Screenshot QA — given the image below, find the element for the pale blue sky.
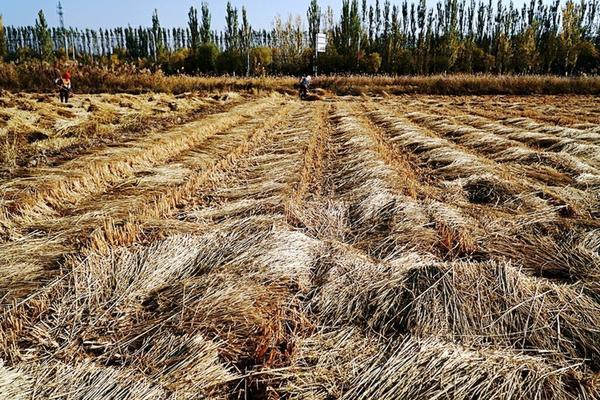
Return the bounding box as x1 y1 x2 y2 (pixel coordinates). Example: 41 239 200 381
0 0 342 30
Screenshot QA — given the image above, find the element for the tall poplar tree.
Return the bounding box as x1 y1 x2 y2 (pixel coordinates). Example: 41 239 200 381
35 10 53 61
0 15 7 60
308 0 321 50
200 2 212 44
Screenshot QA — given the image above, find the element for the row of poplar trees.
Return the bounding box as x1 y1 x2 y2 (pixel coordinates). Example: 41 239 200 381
1 0 599 75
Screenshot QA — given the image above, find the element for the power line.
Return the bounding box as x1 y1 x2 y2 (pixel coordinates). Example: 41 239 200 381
57 1 70 59
57 1 65 30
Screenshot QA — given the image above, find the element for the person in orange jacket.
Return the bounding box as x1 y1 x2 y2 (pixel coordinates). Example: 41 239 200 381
55 71 72 103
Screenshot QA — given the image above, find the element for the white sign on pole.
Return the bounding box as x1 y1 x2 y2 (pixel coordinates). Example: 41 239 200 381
316 33 327 53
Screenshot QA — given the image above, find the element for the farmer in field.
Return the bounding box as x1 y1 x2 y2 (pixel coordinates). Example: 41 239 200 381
55 71 72 103
299 75 311 99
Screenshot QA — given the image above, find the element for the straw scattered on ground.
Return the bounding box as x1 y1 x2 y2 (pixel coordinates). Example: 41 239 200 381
1 92 599 399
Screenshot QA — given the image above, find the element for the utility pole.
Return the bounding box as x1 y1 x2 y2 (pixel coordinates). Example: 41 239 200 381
314 26 318 76
57 1 68 59
314 42 318 76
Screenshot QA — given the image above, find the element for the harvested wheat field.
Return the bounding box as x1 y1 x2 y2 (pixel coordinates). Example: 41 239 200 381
1 92 599 399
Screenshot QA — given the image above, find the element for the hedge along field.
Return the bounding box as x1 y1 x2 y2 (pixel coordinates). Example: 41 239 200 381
0 91 599 399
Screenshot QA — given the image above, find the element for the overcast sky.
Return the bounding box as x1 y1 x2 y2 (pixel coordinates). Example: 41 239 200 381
1 0 345 30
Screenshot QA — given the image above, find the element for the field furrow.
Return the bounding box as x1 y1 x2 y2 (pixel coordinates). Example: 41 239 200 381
408 95 600 128
0 97 274 237
405 98 600 164
443 99 600 144
1 93 599 400
403 111 600 183
363 103 600 288
0 97 295 301
371 102 600 216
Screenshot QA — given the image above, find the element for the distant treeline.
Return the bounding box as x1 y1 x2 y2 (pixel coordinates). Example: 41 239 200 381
0 0 599 76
